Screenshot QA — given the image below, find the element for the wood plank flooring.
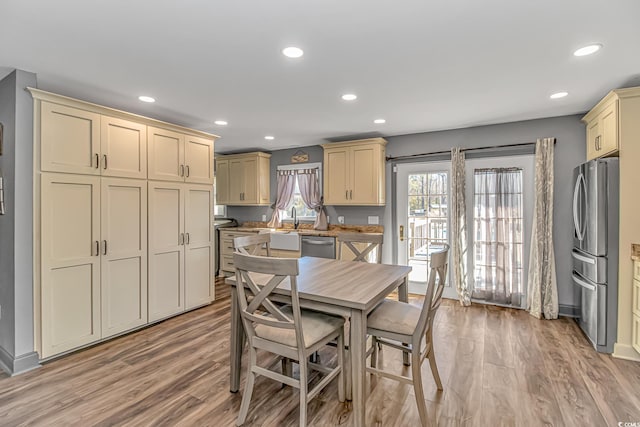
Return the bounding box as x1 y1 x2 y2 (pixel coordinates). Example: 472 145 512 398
1 279 640 426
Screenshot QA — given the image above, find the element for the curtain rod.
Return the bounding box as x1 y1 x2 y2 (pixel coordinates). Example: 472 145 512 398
385 140 554 162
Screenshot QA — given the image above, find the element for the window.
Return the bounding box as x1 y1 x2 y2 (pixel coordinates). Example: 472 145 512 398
278 163 322 221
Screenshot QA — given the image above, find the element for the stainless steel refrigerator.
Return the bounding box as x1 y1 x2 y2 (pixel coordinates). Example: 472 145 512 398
572 158 619 353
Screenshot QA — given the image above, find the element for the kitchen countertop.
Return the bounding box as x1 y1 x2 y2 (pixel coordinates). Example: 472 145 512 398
632 244 640 261
226 221 383 237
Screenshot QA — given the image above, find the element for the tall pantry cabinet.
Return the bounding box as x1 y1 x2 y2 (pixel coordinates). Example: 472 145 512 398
31 89 217 359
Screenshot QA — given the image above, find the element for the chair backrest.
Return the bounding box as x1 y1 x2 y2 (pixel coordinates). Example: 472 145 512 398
233 252 306 350
234 233 272 256
337 233 383 263
414 244 449 342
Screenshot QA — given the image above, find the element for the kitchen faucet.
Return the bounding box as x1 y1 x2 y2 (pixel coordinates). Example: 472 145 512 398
292 207 299 229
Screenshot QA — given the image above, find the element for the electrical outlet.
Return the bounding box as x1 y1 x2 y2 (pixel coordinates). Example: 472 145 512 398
368 216 379 225
261 214 267 221
338 216 345 224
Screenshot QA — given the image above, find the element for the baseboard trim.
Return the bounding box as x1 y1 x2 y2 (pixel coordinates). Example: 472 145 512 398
558 304 580 318
612 343 640 362
0 346 40 376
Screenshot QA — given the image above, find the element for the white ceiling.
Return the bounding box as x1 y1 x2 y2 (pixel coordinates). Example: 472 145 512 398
1 0 639 153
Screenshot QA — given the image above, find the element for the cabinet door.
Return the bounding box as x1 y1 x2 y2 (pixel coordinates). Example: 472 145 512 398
100 178 148 338
228 159 244 204
148 182 185 321
148 127 185 182
323 148 350 204
101 116 147 179
41 173 101 358
600 102 619 156
242 158 258 204
350 145 380 204
215 159 230 204
185 135 214 184
41 102 101 175
185 184 214 308
586 119 600 161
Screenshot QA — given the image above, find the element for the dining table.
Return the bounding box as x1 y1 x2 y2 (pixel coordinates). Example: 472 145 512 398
226 256 412 427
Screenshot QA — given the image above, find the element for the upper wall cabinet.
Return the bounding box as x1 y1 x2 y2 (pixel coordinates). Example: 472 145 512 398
583 95 619 161
322 138 387 206
147 127 214 184
215 152 271 205
40 102 148 179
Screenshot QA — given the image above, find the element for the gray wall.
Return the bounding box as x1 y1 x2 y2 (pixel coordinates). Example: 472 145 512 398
225 114 585 310
0 69 37 374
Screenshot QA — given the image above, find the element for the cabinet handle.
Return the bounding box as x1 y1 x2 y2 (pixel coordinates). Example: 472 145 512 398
399 225 404 242
95 153 100 168
350 190 352 200
186 165 190 177
102 154 107 170
103 240 107 255
180 164 184 177
179 233 184 245
346 190 349 200
95 240 100 256
185 232 190 244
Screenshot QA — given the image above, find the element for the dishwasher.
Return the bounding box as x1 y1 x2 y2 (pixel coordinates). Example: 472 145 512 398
300 236 336 259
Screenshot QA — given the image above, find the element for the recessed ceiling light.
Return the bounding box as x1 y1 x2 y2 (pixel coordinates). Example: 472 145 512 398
374 119 386 124
282 47 304 58
550 91 568 99
138 95 155 103
264 136 275 140
342 94 357 101
574 44 602 57
214 120 228 126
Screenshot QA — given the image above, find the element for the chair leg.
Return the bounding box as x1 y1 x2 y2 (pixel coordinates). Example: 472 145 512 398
337 330 345 403
299 359 308 426
411 350 429 427
427 350 443 391
236 349 257 426
281 358 292 388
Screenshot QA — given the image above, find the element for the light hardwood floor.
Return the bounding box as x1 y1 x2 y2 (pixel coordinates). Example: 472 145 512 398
1 279 640 426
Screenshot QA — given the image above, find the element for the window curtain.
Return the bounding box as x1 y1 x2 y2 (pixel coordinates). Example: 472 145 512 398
267 170 296 228
472 168 524 306
296 168 328 231
451 148 471 306
527 138 558 319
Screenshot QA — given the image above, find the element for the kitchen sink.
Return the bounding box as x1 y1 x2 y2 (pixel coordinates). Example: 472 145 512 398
262 230 300 251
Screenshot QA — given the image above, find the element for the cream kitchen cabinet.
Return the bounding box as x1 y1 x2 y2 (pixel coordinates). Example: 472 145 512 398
583 97 619 161
40 174 148 358
633 260 640 354
40 102 147 179
322 138 387 205
148 182 213 321
215 152 270 205
147 127 214 184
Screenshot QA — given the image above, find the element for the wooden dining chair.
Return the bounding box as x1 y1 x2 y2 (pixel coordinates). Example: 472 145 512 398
366 244 449 426
233 233 272 256
233 252 346 426
337 232 383 263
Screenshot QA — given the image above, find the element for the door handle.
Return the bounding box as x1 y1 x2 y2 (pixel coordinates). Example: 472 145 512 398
185 232 190 244
572 250 595 265
95 153 100 169
102 154 107 170
573 173 585 241
399 225 404 242
94 240 100 256
185 165 190 177
103 240 107 255
572 273 596 292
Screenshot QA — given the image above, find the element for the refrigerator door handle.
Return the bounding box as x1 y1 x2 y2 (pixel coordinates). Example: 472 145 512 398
573 173 586 241
572 272 597 292
572 250 596 265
